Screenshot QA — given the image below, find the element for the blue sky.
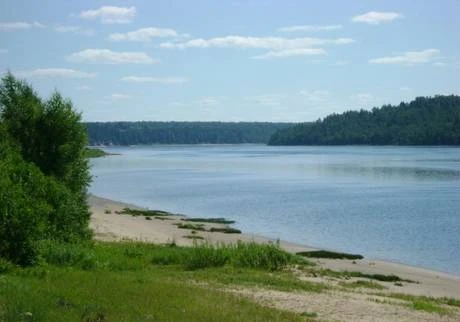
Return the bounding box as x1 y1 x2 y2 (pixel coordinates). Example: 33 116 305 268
1 0 459 122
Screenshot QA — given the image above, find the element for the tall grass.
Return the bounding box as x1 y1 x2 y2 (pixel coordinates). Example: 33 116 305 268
150 241 302 271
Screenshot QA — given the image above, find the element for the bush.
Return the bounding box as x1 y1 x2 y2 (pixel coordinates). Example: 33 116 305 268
0 146 50 265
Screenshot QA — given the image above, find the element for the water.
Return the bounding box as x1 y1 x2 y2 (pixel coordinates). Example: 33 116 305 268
89 145 460 275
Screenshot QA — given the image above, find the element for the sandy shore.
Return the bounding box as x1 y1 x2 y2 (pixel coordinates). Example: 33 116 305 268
89 195 460 300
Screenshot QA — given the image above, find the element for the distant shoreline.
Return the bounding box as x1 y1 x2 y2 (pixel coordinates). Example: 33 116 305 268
89 194 460 299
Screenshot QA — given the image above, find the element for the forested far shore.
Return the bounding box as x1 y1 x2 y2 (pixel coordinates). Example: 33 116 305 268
269 95 460 146
85 122 294 145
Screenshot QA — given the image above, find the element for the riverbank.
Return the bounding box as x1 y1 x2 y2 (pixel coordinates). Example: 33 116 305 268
89 195 460 300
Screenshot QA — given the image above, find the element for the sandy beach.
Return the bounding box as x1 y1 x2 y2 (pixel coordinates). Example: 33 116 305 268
89 194 460 321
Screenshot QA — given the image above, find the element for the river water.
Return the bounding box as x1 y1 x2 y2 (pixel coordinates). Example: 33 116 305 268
89 145 460 274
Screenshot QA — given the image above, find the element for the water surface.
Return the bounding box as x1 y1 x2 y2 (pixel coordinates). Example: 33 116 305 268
90 145 460 274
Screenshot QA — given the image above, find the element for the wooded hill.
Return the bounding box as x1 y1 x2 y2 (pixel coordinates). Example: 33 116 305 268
269 95 460 146
85 122 293 145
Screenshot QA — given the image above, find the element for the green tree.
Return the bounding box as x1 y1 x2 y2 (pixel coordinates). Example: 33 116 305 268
0 74 92 265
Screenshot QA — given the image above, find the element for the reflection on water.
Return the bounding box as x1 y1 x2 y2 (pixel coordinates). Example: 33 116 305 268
90 145 460 274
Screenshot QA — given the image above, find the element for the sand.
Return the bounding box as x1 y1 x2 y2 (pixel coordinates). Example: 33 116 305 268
89 194 460 321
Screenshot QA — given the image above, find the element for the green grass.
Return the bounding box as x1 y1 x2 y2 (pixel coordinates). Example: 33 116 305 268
176 223 207 231
300 311 318 318
117 207 173 217
410 300 449 314
0 241 317 322
183 235 205 240
339 280 386 290
381 293 460 311
296 250 363 260
318 269 416 283
0 269 305 322
150 242 304 271
184 218 236 224
209 227 242 234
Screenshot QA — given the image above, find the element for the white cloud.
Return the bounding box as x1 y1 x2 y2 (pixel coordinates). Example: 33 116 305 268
0 21 45 31
79 6 136 24
67 49 158 64
76 85 92 91
277 25 342 32
300 90 329 102
121 76 188 84
352 11 403 25
160 36 355 50
252 94 283 106
0 49 7 54
433 62 446 67
369 49 440 65
197 97 219 107
110 93 131 100
55 25 95 36
399 86 410 91
351 93 373 102
109 27 179 42
252 48 326 60
15 68 96 78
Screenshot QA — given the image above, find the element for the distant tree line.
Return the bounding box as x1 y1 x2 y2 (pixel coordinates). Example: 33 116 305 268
269 95 460 146
85 122 294 145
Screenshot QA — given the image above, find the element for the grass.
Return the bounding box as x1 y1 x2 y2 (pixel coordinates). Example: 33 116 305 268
1 241 458 321
318 269 416 283
381 293 460 311
183 235 205 240
183 218 236 224
176 223 207 231
296 250 363 260
348 272 416 283
117 207 173 217
176 223 242 234
300 311 318 318
209 227 242 234
0 241 315 322
339 280 386 290
149 242 304 271
410 300 450 314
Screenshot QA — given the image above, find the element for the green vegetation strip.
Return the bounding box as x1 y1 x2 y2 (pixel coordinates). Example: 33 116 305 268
321 269 417 283
183 217 236 224
209 227 242 234
117 207 172 217
0 241 316 321
297 250 363 260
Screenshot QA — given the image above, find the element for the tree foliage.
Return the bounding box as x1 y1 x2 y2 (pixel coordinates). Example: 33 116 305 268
0 73 91 265
85 122 293 145
269 95 460 146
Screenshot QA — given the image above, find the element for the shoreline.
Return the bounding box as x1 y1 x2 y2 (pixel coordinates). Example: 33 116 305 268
89 194 460 299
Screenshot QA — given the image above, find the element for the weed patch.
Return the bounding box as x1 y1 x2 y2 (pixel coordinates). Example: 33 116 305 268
297 250 363 260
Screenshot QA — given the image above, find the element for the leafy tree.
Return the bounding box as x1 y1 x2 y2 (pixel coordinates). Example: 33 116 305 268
0 74 91 265
0 73 90 196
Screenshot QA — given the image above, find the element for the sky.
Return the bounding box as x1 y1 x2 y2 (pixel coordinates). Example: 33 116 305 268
0 0 459 122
